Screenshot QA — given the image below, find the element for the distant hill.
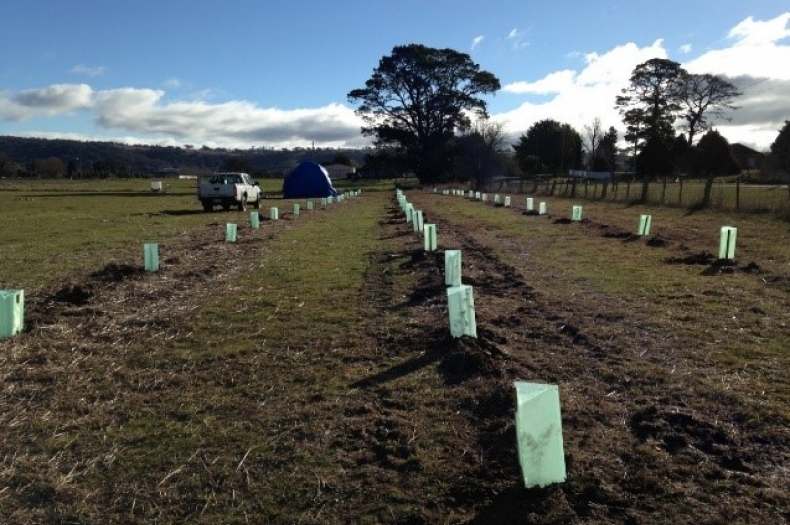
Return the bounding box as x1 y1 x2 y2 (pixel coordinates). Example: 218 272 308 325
0 136 370 178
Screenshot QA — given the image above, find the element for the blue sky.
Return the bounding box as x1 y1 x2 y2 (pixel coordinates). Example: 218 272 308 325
1 1 788 151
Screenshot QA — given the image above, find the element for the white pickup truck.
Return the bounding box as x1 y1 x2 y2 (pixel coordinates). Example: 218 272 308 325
197 172 262 211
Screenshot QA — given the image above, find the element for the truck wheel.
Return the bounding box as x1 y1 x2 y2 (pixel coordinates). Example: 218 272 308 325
202 200 213 212
252 194 261 209
238 195 248 211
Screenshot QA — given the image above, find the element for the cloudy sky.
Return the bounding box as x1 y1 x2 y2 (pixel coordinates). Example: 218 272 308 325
1 1 788 151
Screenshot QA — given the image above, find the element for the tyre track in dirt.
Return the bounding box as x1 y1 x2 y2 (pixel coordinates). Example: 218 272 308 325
405 191 790 525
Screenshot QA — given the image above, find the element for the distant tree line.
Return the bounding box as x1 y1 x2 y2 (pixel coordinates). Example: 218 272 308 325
4 46 790 200
0 136 369 180
349 45 790 207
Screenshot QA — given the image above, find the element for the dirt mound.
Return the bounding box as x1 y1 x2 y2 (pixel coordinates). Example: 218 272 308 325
51 284 94 305
436 333 508 384
646 236 668 247
89 262 142 282
666 251 716 265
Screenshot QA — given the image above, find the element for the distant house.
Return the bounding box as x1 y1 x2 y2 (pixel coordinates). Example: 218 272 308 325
730 143 765 173
153 167 181 177
323 164 356 179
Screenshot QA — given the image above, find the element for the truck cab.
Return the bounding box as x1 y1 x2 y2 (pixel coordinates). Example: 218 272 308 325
198 172 261 211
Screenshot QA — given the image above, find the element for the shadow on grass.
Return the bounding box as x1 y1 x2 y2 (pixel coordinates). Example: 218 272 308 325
158 209 213 216
350 349 443 389
390 282 446 311
351 328 508 389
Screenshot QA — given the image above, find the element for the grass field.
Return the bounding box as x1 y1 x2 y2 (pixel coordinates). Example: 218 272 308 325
0 179 788 524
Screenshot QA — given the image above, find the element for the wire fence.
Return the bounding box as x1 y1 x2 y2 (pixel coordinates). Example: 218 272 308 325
485 176 790 215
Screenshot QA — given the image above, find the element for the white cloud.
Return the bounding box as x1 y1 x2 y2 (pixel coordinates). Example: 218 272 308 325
503 70 577 95
679 13 790 145
493 12 790 151
0 83 366 149
728 13 790 45
507 28 529 49
495 40 667 142
70 64 106 77
679 44 692 54
471 35 485 50
684 13 790 79
163 77 182 89
0 83 94 120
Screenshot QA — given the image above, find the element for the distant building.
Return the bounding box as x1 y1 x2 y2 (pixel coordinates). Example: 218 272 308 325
323 164 356 179
730 143 765 173
153 167 181 177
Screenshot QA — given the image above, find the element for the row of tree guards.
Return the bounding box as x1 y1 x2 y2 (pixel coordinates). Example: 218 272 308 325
436 187 740 261
398 188 567 488
418 186 740 488
0 190 363 339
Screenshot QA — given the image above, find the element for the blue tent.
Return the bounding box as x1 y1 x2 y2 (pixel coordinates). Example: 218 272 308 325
282 161 339 199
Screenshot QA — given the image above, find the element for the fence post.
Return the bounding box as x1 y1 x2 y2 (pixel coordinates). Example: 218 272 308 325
736 176 741 211
679 178 684 206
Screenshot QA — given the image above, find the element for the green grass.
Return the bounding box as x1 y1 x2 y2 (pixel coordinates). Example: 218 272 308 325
180 193 388 359
110 192 400 522
0 177 393 289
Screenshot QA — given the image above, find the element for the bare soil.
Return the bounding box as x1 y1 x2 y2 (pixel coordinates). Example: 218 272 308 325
1 194 788 524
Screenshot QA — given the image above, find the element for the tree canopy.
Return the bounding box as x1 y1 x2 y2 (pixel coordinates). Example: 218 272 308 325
616 58 684 148
592 126 618 172
678 73 741 146
347 44 500 183
694 130 739 207
454 119 509 190
512 119 582 176
616 58 741 151
770 120 790 172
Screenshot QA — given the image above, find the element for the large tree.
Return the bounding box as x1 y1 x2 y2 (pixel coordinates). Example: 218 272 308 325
616 58 685 202
512 119 582 176
769 120 790 199
693 130 739 208
678 73 741 146
582 117 603 169
592 126 618 172
347 44 500 183
454 119 509 190
616 58 685 146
